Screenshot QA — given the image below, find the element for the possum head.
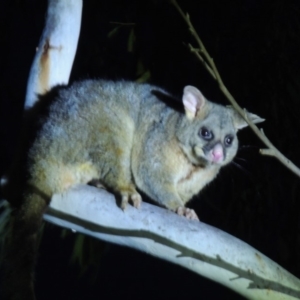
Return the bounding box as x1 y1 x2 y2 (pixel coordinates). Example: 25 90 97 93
176 85 264 168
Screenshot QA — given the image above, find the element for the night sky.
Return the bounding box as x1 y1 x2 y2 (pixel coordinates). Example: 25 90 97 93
1 0 300 299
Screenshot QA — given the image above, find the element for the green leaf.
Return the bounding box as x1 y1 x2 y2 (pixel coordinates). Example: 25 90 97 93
107 26 121 38
127 28 136 53
136 70 151 83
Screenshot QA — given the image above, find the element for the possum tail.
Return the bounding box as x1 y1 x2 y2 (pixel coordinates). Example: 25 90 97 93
1 189 50 300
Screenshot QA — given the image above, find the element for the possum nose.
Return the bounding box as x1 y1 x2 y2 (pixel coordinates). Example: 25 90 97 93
212 143 224 163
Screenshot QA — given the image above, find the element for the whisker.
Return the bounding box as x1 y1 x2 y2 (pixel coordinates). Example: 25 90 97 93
231 160 250 175
234 156 247 162
238 144 260 150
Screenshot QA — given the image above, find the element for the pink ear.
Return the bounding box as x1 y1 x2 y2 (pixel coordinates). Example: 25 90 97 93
183 86 206 119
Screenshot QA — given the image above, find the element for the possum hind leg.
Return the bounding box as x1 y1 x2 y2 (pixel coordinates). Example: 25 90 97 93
90 139 141 210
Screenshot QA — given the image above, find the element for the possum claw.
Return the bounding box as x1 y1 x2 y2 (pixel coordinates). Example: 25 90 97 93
176 207 199 221
121 191 142 210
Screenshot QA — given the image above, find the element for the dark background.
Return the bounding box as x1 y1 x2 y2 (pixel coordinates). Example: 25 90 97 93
1 0 300 299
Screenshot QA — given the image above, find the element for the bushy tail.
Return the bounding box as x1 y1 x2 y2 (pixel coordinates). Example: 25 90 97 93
1 191 49 300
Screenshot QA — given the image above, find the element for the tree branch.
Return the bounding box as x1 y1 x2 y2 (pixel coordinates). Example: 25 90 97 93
44 185 300 300
170 0 300 178
24 0 82 109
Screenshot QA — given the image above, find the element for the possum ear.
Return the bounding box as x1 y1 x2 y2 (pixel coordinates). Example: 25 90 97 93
182 86 206 120
228 106 265 130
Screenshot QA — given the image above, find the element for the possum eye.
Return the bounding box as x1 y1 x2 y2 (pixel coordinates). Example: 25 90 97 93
199 127 213 140
224 135 234 147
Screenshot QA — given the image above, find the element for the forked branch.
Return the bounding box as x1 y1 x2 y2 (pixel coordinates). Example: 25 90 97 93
170 0 300 178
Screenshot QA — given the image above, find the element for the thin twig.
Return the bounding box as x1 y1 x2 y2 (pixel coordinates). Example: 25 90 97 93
170 0 300 178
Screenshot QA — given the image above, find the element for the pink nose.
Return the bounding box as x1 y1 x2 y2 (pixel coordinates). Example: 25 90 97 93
212 144 224 163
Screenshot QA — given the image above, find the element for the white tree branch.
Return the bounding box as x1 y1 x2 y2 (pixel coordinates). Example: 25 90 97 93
24 0 82 109
44 185 300 300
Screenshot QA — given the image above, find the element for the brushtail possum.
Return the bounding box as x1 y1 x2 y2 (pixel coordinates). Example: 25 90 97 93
2 80 263 299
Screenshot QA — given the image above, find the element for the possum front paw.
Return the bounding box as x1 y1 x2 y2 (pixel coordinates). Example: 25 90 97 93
120 188 142 210
176 207 199 221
